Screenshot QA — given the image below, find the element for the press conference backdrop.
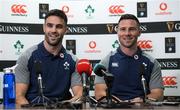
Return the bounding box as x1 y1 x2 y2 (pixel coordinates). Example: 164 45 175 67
0 0 180 99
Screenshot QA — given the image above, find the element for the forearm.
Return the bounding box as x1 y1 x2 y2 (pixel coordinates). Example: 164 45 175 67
95 84 107 100
70 85 83 101
16 83 29 105
16 95 29 105
95 91 106 100
147 88 164 101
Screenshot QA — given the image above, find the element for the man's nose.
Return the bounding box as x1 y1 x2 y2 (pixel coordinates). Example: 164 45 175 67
124 29 131 35
51 26 57 32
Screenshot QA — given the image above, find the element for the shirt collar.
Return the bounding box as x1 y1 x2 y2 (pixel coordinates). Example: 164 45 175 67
38 41 66 59
117 46 142 60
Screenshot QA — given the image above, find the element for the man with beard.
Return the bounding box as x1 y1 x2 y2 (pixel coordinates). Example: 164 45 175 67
15 9 82 105
94 14 164 103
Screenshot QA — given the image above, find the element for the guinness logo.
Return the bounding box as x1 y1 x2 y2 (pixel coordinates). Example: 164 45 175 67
107 24 114 33
137 2 147 17
165 37 175 53
140 3 145 8
167 38 173 43
42 4 47 10
66 40 76 54
39 4 49 19
106 24 117 33
167 21 174 31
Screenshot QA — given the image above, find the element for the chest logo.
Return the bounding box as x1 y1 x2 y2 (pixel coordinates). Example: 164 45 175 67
142 62 147 69
112 62 119 67
64 61 70 70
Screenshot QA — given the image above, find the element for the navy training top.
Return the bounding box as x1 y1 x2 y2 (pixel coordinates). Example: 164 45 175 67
95 47 163 100
15 41 80 103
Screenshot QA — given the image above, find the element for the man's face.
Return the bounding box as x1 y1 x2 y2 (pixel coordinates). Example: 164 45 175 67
117 19 141 49
43 15 67 46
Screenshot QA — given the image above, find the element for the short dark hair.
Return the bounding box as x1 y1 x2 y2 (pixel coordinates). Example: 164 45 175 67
45 9 68 25
118 14 140 27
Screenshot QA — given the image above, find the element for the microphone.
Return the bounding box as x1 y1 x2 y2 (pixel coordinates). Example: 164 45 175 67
34 60 44 95
139 64 148 102
76 59 92 87
76 59 98 107
93 64 114 80
31 60 53 105
93 64 118 105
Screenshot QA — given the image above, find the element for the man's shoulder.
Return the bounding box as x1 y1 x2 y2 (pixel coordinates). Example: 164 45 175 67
65 49 77 61
106 50 117 57
20 44 39 58
100 50 117 63
25 44 39 53
141 51 157 63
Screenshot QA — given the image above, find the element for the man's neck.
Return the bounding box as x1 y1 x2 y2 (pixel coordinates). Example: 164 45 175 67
120 46 138 56
43 41 62 56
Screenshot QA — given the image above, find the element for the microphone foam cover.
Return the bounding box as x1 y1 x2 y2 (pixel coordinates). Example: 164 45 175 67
139 64 145 76
77 59 92 76
93 64 106 77
34 60 42 75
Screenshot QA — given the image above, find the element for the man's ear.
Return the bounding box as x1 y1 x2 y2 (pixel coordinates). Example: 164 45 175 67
43 24 45 33
65 27 68 34
138 30 141 37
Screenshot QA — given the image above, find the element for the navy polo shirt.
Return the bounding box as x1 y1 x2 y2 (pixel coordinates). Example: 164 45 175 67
109 48 152 100
95 47 163 100
15 41 78 103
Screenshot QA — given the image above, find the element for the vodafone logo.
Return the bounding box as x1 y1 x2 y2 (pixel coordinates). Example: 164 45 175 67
85 41 101 53
155 2 171 15
137 40 152 49
61 5 74 18
109 5 125 15
160 2 167 11
163 76 177 86
11 4 27 14
62 5 69 13
89 41 96 49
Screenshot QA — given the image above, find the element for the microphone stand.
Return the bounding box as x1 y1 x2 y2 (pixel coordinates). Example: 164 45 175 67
31 73 54 107
141 74 148 103
139 64 148 103
97 72 122 108
81 74 97 109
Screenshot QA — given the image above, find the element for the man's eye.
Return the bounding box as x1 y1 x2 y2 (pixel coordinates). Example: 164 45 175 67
130 28 136 31
119 28 126 31
56 25 63 29
47 23 53 28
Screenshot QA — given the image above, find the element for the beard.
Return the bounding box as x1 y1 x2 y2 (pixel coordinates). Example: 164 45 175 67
45 34 63 46
119 37 138 48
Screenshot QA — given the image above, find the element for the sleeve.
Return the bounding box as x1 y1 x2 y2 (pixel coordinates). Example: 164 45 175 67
70 55 82 87
94 52 111 84
15 52 30 84
149 59 164 90
71 71 82 87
